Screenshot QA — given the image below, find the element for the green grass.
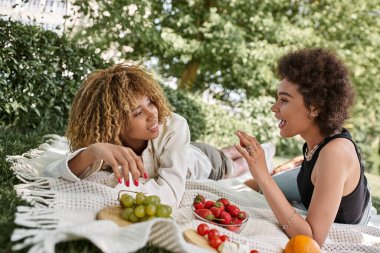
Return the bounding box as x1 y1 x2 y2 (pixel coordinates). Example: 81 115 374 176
0 126 171 253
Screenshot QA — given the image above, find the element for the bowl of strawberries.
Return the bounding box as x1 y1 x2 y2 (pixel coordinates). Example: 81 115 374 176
192 194 249 233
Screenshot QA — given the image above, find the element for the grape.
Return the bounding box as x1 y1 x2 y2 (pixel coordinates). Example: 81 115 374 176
129 212 139 223
118 192 171 223
120 194 134 208
145 204 157 216
135 192 146 205
134 205 146 218
144 195 161 205
121 207 134 220
165 205 172 216
139 215 150 222
156 204 172 218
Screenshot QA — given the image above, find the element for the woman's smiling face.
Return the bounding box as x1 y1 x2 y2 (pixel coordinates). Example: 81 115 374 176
271 79 316 138
123 96 160 146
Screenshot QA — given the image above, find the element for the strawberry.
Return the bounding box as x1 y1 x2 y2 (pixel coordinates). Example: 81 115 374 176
220 234 229 242
227 225 239 232
210 206 221 218
194 194 205 204
237 211 247 220
219 211 232 225
204 200 215 209
193 201 205 210
225 218 243 233
195 209 215 221
231 217 242 225
217 198 230 206
225 204 240 217
213 201 225 212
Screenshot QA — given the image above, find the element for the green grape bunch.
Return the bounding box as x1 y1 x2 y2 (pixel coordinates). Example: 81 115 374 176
119 192 172 223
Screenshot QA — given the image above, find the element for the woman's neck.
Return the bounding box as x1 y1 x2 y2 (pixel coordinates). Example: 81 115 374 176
301 127 326 152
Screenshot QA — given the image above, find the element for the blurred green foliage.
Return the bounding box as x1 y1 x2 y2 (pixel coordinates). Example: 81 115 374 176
0 19 110 131
191 95 302 156
350 95 380 174
162 86 206 142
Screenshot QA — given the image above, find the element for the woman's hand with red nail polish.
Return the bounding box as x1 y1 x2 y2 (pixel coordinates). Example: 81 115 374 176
86 143 146 184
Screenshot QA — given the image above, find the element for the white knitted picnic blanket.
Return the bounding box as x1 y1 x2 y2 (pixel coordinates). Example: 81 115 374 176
7 135 380 253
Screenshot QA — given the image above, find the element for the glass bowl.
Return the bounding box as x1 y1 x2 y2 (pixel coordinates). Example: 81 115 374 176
192 207 249 233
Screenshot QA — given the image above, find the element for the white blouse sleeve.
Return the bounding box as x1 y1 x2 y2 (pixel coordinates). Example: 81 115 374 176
43 148 103 181
137 116 190 208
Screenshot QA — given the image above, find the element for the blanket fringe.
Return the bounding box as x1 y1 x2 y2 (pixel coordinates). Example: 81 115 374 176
6 157 40 179
12 228 54 252
6 134 69 178
6 134 67 208
14 206 59 229
13 177 55 207
15 178 50 189
12 229 40 250
12 207 59 252
12 228 53 242
7 134 66 160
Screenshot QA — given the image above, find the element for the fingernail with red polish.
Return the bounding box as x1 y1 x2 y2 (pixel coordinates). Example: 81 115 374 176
117 177 122 184
143 172 148 179
134 179 139 186
125 180 130 187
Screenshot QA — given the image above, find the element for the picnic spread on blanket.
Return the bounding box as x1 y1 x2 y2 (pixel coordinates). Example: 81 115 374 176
7 135 380 253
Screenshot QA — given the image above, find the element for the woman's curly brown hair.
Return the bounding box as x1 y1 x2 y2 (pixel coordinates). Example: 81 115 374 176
66 64 172 151
277 48 355 136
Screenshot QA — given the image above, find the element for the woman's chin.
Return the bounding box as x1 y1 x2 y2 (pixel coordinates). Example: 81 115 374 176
149 130 160 139
279 129 293 138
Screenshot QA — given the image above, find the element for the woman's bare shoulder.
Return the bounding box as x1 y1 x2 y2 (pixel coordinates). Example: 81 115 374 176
317 137 358 175
321 137 357 158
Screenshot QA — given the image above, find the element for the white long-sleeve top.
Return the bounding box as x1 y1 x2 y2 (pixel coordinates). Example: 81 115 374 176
43 113 212 207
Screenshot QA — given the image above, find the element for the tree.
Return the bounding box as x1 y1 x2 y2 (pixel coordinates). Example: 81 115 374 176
69 0 380 172
69 1 379 96
68 1 310 96
0 19 109 130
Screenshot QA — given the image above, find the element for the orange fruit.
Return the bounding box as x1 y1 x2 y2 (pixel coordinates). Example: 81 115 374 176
284 235 321 253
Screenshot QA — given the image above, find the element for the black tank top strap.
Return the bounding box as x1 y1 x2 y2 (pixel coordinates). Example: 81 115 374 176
316 128 363 168
305 128 361 166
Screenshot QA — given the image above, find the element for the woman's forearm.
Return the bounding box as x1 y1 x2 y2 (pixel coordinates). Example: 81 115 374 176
68 147 97 176
258 175 314 240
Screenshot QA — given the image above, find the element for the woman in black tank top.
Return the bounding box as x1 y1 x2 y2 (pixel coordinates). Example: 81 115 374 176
236 48 371 247
297 129 370 224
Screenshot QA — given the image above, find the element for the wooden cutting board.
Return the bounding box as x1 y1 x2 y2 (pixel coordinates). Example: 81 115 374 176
183 229 218 252
97 205 131 227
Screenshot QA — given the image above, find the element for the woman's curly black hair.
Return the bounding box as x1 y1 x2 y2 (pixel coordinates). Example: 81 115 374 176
277 48 355 136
